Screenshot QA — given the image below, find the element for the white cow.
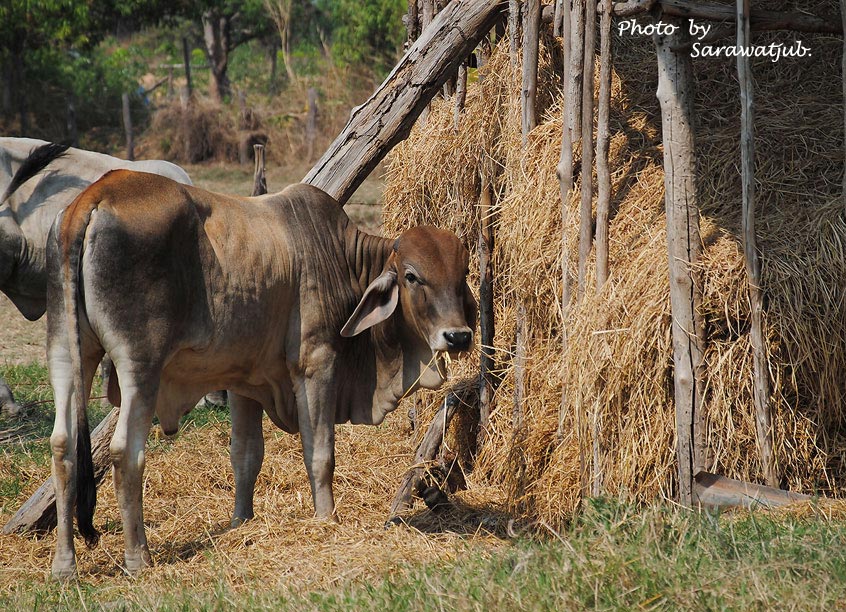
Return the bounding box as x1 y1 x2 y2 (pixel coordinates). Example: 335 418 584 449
0 138 192 415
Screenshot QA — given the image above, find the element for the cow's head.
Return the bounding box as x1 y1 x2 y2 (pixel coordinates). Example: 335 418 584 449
341 226 476 387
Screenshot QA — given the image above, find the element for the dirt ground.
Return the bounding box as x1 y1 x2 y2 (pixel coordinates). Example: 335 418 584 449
0 296 45 367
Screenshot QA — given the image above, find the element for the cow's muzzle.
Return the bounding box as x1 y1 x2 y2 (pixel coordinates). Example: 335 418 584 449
443 329 472 352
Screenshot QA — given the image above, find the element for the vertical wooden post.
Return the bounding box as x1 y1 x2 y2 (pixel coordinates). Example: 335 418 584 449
569 0 585 143
555 0 574 443
521 0 541 144
841 0 846 198
509 0 521 67
553 0 565 37
182 37 193 102
306 87 319 162
654 21 706 507
514 0 540 432
595 0 613 289
252 143 267 196
454 61 468 130
121 93 134 161
576 0 596 303
477 176 495 451
737 0 777 487
66 92 78 148
406 0 420 46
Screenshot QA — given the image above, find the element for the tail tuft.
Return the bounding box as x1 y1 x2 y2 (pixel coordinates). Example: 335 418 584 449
1 142 70 203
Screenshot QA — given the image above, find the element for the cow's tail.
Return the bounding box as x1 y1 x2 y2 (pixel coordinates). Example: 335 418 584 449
1 142 70 204
59 193 100 548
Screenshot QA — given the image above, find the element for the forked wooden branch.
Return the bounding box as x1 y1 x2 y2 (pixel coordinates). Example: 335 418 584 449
388 393 460 519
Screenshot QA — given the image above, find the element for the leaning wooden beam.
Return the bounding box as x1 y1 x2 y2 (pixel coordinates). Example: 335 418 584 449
3 407 119 535
302 0 507 205
388 393 460 518
655 20 707 507
737 0 777 488
595 0 613 289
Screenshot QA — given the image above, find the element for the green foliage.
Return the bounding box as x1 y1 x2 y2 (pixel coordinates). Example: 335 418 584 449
316 0 406 72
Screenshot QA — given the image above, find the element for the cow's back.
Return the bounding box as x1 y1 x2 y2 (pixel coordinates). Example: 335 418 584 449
71 172 358 394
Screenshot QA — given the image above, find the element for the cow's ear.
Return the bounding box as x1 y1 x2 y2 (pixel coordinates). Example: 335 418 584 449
340 270 398 337
463 280 478 331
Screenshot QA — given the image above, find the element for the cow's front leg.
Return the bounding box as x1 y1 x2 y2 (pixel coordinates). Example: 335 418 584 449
293 353 338 520
110 374 157 575
229 393 264 526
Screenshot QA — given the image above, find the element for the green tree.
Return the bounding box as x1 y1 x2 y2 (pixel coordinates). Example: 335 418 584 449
0 0 90 132
192 0 275 103
316 0 406 72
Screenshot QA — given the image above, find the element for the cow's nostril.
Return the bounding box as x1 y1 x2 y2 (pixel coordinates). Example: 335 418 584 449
444 330 471 350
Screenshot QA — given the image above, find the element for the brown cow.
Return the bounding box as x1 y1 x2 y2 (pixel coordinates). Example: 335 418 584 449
46 171 475 578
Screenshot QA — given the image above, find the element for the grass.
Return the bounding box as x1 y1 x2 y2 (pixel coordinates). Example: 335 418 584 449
2 499 846 610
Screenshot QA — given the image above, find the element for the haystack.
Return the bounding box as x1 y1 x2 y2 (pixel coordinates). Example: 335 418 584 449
384 22 846 527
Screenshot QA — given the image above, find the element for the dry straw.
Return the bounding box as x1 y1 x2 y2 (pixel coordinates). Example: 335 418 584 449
385 18 846 527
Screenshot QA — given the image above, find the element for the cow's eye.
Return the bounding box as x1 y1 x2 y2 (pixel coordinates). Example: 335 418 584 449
405 272 418 284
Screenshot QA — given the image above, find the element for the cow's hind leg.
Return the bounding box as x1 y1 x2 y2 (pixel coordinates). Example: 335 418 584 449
49 341 103 580
230 393 265 526
108 366 160 575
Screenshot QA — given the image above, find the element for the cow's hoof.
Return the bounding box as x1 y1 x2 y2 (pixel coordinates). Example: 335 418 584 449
51 558 77 582
230 515 252 528
123 552 152 577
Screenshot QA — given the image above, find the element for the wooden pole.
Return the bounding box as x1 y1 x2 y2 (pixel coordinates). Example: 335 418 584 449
252 143 267 196
576 0 596 303
595 0 613 289
514 0 540 432
569 1 585 144
454 61 468 130
305 87 319 163
842 0 846 199
521 0 541 144
477 176 495 451
121 93 134 162
737 0 777 487
654 19 706 507
555 0 574 443
303 0 506 205
553 0 564 36
406 0 420 45
182 37 193 102
509 0 521 67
